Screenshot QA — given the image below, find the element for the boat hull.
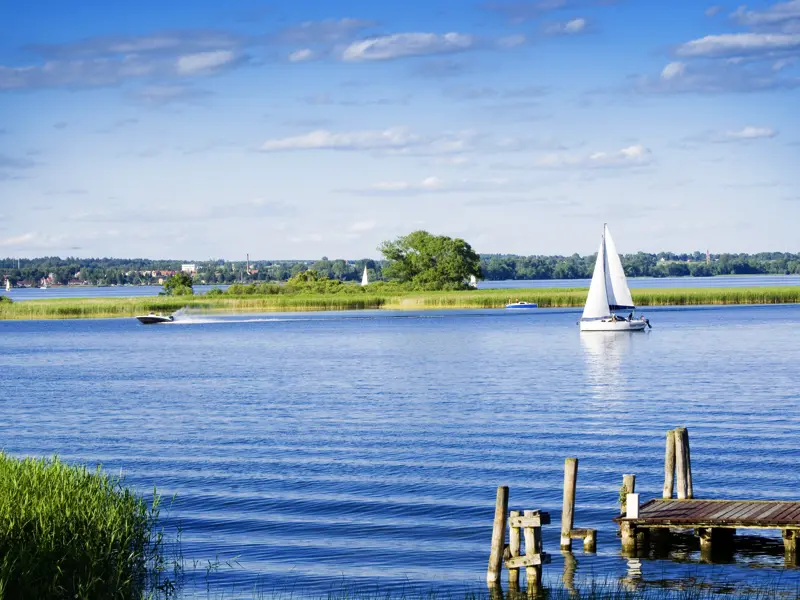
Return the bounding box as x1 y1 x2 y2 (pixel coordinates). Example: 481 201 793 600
135 315 173 325
505 303 538 309
579 319 646 332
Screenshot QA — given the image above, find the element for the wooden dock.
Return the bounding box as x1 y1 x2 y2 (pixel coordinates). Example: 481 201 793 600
621 499 800 528
613 428 800 564
615 498 800 561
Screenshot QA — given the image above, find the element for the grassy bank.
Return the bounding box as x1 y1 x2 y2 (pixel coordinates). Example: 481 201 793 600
0 453 175 599
1 286 799 320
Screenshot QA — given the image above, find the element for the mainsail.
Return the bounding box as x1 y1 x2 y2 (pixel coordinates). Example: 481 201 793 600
361 266 369 286
603 225 635 310
582 236 612 321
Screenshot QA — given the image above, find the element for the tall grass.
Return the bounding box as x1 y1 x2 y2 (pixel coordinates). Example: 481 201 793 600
0 287 798 320
0 453 176 600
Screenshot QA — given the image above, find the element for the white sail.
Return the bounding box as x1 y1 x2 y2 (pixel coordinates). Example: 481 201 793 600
4 279 9 292
582 236 611 321
469 275 478 288
603 225 634 310
361 266 369 286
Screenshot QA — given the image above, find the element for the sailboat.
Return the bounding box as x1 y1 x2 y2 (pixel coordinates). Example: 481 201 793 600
361 266 369 286
580 224 650 332
469 275 478 288
4 279 10 292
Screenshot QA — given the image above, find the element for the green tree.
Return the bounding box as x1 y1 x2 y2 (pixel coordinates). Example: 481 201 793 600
162 272 194 296
378 230 481 290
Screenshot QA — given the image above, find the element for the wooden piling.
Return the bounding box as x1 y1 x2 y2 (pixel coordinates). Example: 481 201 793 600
508 510 521 588
487 485 509 586
783 529 798 560
523 509 542 591
620 521 636 554
675 428 689 499
622 474 636 514
560 458 578 550
682 427 694 499
583 529 597 553
663 429 676 499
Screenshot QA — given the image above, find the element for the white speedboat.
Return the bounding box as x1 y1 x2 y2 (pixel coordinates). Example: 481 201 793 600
506 300 538 309
579 224 650 332
135 312 174 325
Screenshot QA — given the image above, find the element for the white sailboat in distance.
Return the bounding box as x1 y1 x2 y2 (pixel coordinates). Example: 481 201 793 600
580 224 650 332
361 266 369 286
4 279 10 292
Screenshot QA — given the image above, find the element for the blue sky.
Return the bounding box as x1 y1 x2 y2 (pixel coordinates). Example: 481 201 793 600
1 0 798 259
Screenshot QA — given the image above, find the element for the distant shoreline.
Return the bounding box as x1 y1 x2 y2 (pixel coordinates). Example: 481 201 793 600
1 286 799 320
4 271 800 290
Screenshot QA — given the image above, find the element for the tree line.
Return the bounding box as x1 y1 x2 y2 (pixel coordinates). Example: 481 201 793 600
481 252 800 280
3 249 800 288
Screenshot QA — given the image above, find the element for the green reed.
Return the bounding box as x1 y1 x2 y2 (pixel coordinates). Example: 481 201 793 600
0 453 177 600
1 287 798 320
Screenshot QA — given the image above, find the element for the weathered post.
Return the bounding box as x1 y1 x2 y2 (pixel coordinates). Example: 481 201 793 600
620 521 637 555
508 510 521 589
682 427 694 499
561 458 578 550
783 529 798 566
675 428 689 499
663 429 676 499
621 474 636 515
523 509 542 591
583 529 597 553
487 486 509 586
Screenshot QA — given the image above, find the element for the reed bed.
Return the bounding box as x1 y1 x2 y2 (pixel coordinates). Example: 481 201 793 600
0 453 175 599
1 287 798 320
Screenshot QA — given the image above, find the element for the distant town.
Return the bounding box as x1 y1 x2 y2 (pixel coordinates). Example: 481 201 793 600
2 251 800 288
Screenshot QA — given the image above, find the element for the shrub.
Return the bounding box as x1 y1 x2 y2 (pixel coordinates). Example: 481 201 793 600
0 453 174 600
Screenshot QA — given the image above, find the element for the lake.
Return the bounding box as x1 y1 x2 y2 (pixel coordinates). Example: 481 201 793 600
1 305 799 597
2 275 800 302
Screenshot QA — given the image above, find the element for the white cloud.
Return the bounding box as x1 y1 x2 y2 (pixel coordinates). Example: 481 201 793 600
661 61 686 79
275 18 376 44
535 144 653 168
175 50 237 75
773 56 798 69
0 56 157 90
261 127 422 151
26 31 245 60
0 233 36 247
288 48 315 62
675 32 800 58
128 84 212 106
348 220 377 232
639 60 800 93
705 5 724 17
341 32 474 61
722 125 778 140
351 176 510 195
497 34 527 48
546 18 588 35
731 1 800 30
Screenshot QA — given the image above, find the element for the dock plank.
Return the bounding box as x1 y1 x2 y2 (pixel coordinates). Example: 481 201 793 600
617 499 800 529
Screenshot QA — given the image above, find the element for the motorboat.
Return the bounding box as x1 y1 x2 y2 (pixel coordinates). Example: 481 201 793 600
579 224 650 332
135 312 174 325
506 300 538 309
